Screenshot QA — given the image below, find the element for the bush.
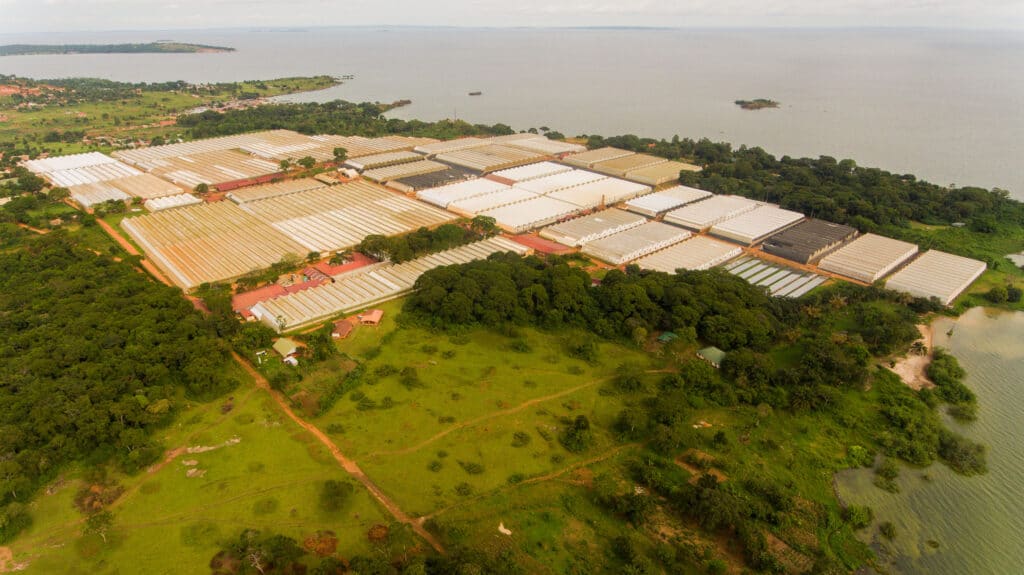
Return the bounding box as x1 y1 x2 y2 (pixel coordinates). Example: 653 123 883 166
843 504 873 529
560 415 593 453
455 482 473 496
319 480 354 513
984 285 1008 303
458 461 485 475
880 521 897 540
938 430 987 475
1007 285 1022 303
427 461 442 472
511 431 531 447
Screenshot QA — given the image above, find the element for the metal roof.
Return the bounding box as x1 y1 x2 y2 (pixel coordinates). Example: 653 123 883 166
539 208 648 247
817 233 919 283
885 250 986 305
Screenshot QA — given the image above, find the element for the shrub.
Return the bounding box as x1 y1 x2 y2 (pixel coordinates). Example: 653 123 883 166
511 431 531 447
427 461 442 472
984 285 1008 303
880 521 897 540
455 482 473 496
843 504 873 529
458 461 485 475
319 480 354 513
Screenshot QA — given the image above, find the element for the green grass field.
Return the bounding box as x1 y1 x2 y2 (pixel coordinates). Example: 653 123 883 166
9 373 391 574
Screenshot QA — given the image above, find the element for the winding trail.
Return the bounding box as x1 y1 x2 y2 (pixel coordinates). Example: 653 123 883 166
370 376 612 458
231 351 445 554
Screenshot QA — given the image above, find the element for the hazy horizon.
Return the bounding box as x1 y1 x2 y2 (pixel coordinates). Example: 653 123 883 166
3 0 1022 34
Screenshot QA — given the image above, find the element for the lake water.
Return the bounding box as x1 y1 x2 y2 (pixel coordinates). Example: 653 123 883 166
0 27 1022 198
836 307 1024 575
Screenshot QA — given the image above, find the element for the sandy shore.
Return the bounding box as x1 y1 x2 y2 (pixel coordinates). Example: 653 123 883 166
891 323 935 390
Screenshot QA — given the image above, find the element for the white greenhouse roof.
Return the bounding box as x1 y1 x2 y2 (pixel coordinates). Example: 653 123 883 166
226 178 328 204
539 208 648 247
68 182 132 208
504 137 586 155
817 233 919 283
663 195 761 231
885 250 986 305
513 169 607 195
624 185 712 217
491 161 573 183
709 205 805 245
481 196 581 233
582 221 692 265
563 147 635 168
635 236 743 272
344 151 424 171
23 151 118 173
547 178 651 209
413 138 489 156
416 179 510 208
447 188 538 216
362 160 448 183
144 193 203 212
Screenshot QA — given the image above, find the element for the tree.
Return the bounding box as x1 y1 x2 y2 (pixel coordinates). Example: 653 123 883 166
319 479 354 513
984 285 1008 303
194 182 209 194
1007 285 1022 303
298 156 316 169
307 251 321 263
84 510 114 543
333 147 348 163
279 159 291 172
560 415 593 453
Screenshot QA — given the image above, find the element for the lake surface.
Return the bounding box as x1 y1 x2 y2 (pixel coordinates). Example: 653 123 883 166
836 307 1024 575
0 27 1022 198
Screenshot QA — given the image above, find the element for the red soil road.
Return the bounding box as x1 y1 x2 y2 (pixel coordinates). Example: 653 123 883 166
230 351 445 554
95 217 176 288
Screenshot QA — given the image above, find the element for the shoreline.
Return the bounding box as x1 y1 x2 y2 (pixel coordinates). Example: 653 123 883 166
890 322 935 390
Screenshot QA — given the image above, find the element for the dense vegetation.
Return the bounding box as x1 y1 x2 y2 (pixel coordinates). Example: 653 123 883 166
0 233 236 543
356 217 498 263
0 43 234 56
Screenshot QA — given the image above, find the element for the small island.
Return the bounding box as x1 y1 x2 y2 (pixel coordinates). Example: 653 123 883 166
735 98 780 110
0 42 234 56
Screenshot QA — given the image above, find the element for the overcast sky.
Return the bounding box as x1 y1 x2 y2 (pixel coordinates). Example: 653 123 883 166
2 0 1022 34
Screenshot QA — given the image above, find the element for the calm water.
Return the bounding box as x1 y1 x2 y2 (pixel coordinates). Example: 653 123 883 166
836 308 1024 575
0 27 1022 198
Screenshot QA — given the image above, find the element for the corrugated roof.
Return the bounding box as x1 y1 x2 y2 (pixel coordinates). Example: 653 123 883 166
540 208 647 247
481 196 581 233
761 218 858 264
709 205 805 245
582 221 692 265
417 179 511 208
491 161 573 182
635 236 742 272
885 250 986 305
623 160 701 186
591 153 668 178
663 195 761 231
363 160 448 182
817 233 919 283
563 147 635 168
624 185 712 216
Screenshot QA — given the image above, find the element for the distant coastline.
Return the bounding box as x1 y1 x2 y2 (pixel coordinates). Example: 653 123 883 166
0 42 234 56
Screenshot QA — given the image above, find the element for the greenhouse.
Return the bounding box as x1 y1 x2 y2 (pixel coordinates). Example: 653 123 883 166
481 196 581 233
817 233 919 283
582 222 692 265
663 195 761 231
708 205 805 245
885 249 986 305
635 236 742 272
539 208 648 247
416 179 511 208
760 219 859 264
624 185 712 217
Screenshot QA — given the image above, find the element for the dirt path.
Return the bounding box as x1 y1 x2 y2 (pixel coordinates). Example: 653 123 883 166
419 443 638 522
891 324 935 390
231 351 445 554
95 218 174 287
371 377 611 458
0 546 13 573
16 223 49 235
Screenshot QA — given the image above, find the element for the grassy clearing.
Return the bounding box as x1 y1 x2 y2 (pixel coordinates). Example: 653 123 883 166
10 378 390 574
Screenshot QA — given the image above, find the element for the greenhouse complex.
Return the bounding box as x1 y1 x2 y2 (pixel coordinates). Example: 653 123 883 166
23 130 990 331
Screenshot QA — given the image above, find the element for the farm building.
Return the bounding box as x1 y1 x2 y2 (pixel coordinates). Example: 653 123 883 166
66 182 132 208
250 236 530 332
237 181 456 253
358 309 384 326
480 196 581 233
435 145 546 173
344 151 424 172
563 147 635 169
761 219 859 264
142 149 281 188
591 153 667 178
697 347 727 368
513 169 608 195
226 178 327 204
546 178 651 209
447 188 538 217
294 135 438 162
709 205 805 245
143 194 203 212
414 138 489 156
491 161 573 183
363 160 449 183
273 337 300 358
663 195 761 231
106 174 185 199
885 250 987 305
624 161 701 186
332 319 354 339
624 185 712 217
634 236 742 272
387 166 478 193
504 137 586 156
416 179 511 208
724 256 827 298
121 201 306 290
540 208 647 247
582 221 692 265
817 233 919 283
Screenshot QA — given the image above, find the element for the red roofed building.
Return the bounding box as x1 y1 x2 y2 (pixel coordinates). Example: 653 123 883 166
358 309 384 326
332 319 354 339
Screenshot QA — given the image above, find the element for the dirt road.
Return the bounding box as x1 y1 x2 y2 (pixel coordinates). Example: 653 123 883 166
231 352 445 554
95 218 175 287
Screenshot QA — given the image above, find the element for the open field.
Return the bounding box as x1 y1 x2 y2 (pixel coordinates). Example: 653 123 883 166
7 370 392 574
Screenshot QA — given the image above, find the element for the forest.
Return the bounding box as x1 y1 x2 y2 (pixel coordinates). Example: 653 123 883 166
0 233 237 543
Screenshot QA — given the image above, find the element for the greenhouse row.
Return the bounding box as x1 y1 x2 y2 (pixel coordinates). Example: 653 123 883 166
760 219 859 264
226 178 328 204
708 205 805 245
513 169 608 195
144 193 203 212
563 147 635 168
67 182 132 208
121 201 305 290
582 221 692 265
344 151 423 172
435 144 546 173
546 178 650 209
480 196 581 234
250 236 531 331
817 233 919 284
416 179 511 208
364 160 448 183
447 187 538 217
490 161 572 183
540 208 648 247
885 250 987 305
142 149 281 188
634 236 743 272
624 185 712 217
663 195 762 231
237 181 456 253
